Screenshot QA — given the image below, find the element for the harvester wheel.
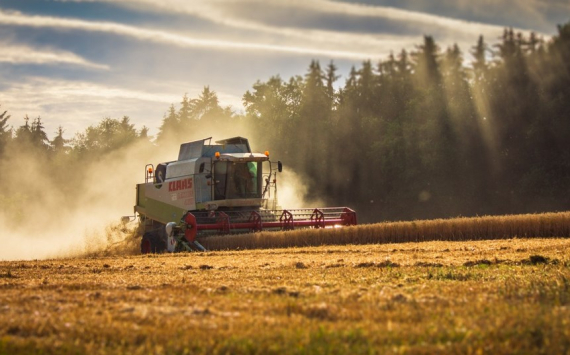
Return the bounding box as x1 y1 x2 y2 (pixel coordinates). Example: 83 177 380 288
140 231 165 254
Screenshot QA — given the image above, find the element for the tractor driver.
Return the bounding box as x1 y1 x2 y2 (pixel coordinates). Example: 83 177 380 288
234 162 257 197
247 162 258 195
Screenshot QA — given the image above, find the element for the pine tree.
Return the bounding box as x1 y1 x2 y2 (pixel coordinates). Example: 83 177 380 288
325 61 340 110
118 116 137 143
15 115 33 146
413 36 442 88
51 126 69 154
0 106 11 155
31 116 49 150
139 126 150 140
191 87 219 121
157 104 179 143
178 94 192 125
295 61 331 200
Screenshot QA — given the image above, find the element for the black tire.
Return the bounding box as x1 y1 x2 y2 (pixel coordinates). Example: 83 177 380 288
140 231 166 254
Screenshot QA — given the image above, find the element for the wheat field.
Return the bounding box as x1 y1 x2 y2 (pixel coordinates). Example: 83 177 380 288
199 211 570 250
1 236 569 354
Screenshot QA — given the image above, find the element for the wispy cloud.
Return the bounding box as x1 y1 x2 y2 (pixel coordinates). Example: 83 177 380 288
48 0 551 66
354 0 570 34
0 40 109 69
4 0 542 68
0 8 402 60
61 0 542 47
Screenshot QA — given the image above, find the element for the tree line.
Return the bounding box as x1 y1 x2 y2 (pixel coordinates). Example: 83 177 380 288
1 22 569 223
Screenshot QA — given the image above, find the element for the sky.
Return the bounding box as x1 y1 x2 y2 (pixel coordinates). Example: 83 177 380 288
1 0 569 139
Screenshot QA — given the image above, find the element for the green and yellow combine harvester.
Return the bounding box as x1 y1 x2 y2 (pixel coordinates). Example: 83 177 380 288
129 137 357 253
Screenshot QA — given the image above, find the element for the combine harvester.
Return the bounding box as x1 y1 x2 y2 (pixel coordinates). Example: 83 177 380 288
130 137 357 253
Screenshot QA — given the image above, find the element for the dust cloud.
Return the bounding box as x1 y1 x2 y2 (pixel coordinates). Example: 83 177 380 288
275 169 325 209
0 139 162 261
0 120 319 261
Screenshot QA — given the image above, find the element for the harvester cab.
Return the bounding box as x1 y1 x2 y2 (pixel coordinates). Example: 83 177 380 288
133 137 356 253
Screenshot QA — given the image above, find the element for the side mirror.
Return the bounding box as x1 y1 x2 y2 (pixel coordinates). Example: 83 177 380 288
278 161 283 173
205 173 212 179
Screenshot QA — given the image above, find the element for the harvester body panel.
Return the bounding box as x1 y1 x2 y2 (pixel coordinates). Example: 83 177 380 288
133 136 357 253
135 137 268 225
136 176 196 225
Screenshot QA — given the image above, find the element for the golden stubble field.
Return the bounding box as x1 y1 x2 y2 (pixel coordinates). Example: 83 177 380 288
1 238 569 354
